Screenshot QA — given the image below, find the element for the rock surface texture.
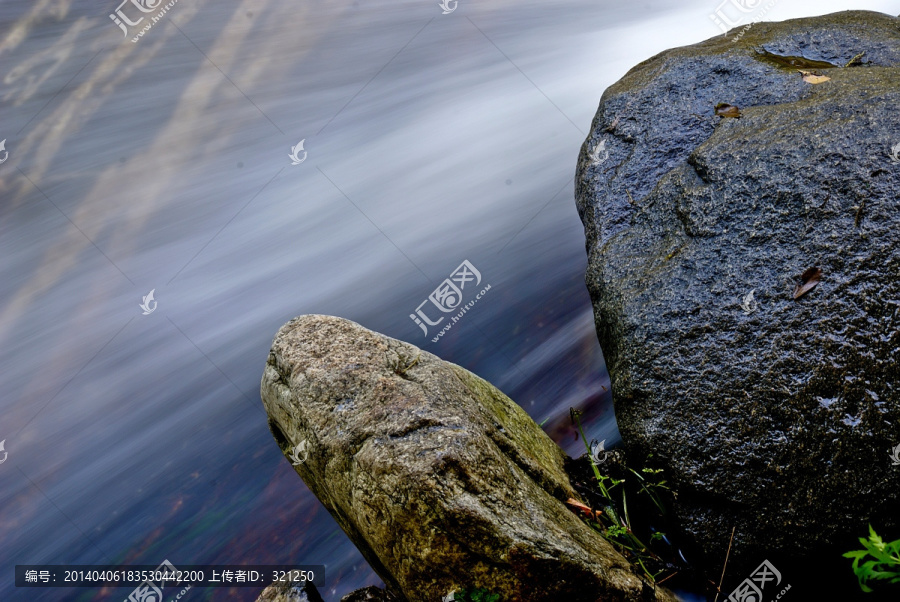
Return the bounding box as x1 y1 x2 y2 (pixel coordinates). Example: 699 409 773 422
576 10 900 570
255 579 325 602
261 315 675 602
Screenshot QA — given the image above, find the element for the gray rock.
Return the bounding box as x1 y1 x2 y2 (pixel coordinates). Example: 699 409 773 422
261 315 675 602
255 579 325 602
576 10 900 571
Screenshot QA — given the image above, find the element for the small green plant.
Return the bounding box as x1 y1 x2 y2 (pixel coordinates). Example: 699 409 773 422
843 525 900 592
569 408 673 583
452 587 501 602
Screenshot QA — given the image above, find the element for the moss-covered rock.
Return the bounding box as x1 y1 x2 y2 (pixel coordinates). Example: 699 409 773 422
261 315 675 602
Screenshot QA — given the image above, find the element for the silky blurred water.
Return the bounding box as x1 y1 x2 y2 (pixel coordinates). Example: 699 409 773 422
0 1 894 600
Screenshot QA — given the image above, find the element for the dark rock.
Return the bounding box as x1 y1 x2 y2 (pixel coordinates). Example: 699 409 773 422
576 10 900 573
255 578 325 602
261 315 676 602
340 585 399 601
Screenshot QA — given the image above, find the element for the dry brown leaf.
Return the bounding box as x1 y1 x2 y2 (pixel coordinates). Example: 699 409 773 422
715 103 742 118
565 498 602 521
793 267 822 299
799 70 831 84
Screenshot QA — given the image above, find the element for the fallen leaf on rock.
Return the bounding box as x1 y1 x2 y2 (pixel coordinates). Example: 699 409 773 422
799 70 831 84
565 498 602 521
715 103 742 118
793 267 822 299
844 51 866 67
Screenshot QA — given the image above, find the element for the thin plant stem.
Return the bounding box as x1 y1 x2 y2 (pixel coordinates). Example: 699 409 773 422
715 526 736 602
570 408 661 577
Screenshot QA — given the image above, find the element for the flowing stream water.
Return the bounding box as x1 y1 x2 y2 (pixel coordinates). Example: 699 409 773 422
0 1 893 599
